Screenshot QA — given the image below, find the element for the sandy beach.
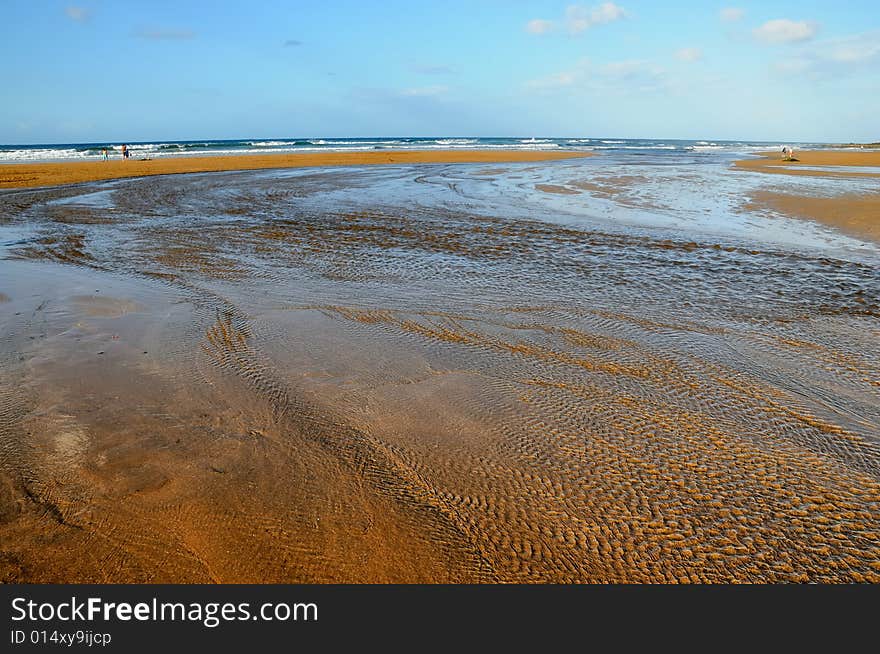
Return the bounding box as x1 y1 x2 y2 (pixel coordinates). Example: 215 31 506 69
0 150 586 190
1 154 878 583
735 151 880 244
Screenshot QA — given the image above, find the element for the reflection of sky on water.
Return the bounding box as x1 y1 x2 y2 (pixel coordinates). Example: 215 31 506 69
252 152 878 261
46 189 116 209
2 151 878 268
776 165 880 175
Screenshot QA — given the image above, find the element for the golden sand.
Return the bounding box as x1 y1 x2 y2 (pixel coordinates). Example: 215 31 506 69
0 150 587 190
3 234 878 582
734 150 880 178
2 153 878 583
745 191 880 244
734 150 880 243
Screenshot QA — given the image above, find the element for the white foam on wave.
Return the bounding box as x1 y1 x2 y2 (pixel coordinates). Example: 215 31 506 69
0 148 83 161
250 140 297 147
157 145 383 157
591 145 679 150
4 137 787 162
435 138 478 145
0 140 574 162
319 140 403 145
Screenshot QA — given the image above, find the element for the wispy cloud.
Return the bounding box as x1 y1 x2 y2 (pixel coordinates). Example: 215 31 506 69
822 31 880 64
283 39 303 47
134 27 196 41
525 3 626 37
411 64 457 75
675 47 703 63
773 58 812 75
401 85 449 97
527 57 667 94
566 3 626 34
774 30 880 76
65 6 90 23
526 19 554 35
599 59 664 82
526 70 581 90
719 7 744 23
753 19 818 45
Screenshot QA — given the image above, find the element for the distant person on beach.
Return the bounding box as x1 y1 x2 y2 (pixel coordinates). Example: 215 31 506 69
122 144 129 160
101 148 108 161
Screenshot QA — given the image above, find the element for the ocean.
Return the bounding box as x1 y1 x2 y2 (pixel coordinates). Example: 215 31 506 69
0 136 850 163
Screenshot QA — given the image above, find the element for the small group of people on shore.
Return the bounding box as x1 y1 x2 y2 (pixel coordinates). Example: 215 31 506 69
100 144 131 161
781 145 796 161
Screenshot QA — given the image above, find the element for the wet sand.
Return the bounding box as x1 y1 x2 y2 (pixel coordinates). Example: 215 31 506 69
745 191 880 245
1 161 878 583
734 150 880 178
735 151 880 244
0 150 586 190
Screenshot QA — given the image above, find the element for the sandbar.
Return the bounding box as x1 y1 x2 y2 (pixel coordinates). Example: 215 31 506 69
745 191 880 244
734 150 880 243
734 150 880 178
0 150 587 190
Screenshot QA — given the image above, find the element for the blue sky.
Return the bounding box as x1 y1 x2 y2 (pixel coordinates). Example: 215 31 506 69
2 1 878 143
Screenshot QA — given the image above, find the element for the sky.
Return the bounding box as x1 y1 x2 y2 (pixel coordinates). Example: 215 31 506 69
2 1 878 143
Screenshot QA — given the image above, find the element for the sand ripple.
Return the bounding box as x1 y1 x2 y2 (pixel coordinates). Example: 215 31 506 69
0 165 877 582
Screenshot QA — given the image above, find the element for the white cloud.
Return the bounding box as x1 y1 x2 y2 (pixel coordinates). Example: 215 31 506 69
526 19 554 35
599 60 668 93
566 3 627 34
773 30 880 76
675 47 703 62
753 19 818 45
401 86 449 97
526 58 591 90
526 3 626 37
527 57 667 94
65 6 90 22
825 32 880 64
719 7 744 23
